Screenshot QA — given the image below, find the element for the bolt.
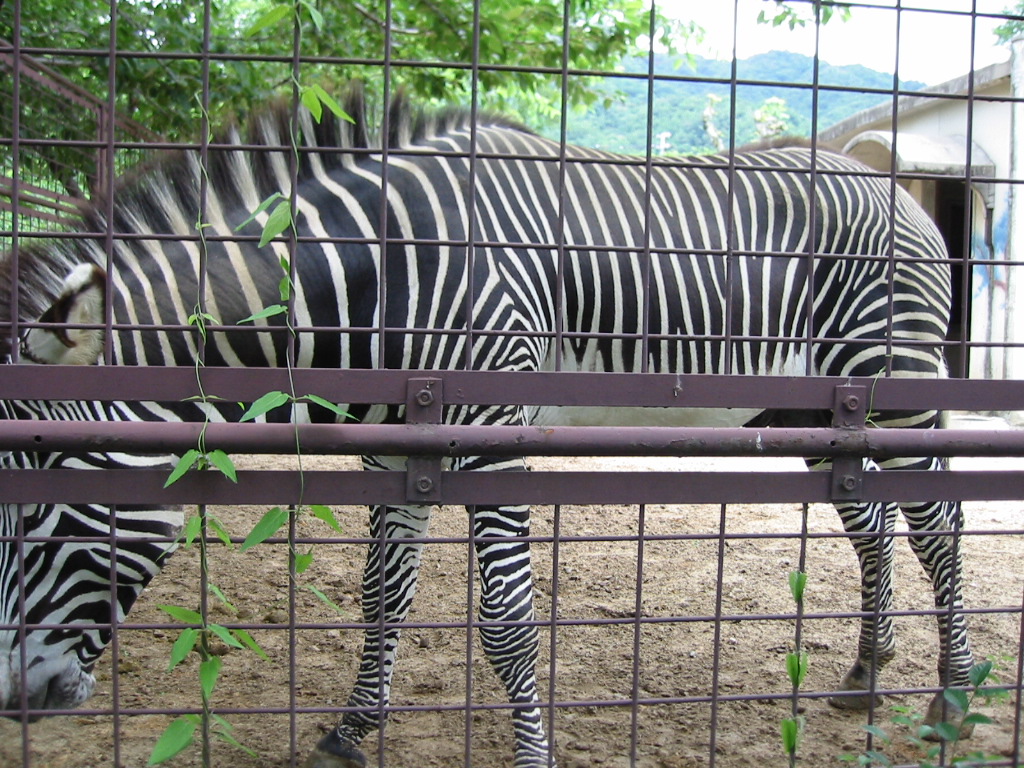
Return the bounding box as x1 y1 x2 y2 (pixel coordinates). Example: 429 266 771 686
415 389 435 407
842 395 860 412
415 476 434 493
841 475 858 491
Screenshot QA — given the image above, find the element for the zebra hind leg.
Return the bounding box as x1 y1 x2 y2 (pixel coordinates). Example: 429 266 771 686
305 500 432 768
890 458 975 739
814 459 902 711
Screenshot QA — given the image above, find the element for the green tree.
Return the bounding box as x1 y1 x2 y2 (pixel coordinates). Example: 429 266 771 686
1 0 845 203
995 2 1024 42
1 0 691 190
754 96 790 140
2 0 847 139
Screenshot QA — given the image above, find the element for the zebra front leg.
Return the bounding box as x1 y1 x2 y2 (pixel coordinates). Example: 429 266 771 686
473 502 553 768
812 459 901 710
306 501 432 768
897 480 975 739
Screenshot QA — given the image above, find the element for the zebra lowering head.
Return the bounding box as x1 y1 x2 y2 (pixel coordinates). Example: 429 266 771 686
2 85 977 765
0 264 181 715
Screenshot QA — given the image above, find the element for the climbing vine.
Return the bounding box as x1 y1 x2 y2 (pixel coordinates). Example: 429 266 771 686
147 2 352 764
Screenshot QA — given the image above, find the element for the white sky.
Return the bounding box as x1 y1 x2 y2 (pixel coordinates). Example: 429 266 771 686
665 0 1014 86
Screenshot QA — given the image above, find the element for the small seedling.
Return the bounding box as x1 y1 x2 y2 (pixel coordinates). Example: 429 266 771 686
781 570 809 763
839 659 1010 768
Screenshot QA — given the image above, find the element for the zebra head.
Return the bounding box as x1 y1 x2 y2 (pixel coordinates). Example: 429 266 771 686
2 267 181 717
19 262 106 367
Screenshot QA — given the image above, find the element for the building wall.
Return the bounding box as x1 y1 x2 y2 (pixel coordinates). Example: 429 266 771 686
824 73 1015 378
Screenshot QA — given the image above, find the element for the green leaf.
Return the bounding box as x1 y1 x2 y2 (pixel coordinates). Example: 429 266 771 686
158 605 203 624
246 4 292 37
231 628 268 660
968 660 995 687
960 712 994 727
311 84 354 123
785 650 808 688
207 515 234 548
780 717 799 755
240 506 290 550
187 311 216 342
298 0 324 31
147 716 197 765
240 390 292 422
294 549 314 574
168 628 199 670
212 721 258 757
258 200 292 247
237 303 288 324
788 570 807 603
943 687 970 713
861 724 890 742
300 86 323 123
933 721 960 742
200 655 222 700
309 504 343 533
207 623 245 649
303 394 351 420
164 449 202 488
187 311 216 326
304 584 346 615
207 581 235 610
861 750 892 767
278 273 292 302
235 192 283 231
183 514 202 546
207 449 237 483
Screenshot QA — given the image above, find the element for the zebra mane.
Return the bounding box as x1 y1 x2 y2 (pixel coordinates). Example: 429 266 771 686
0 84 533 355
97 82 533 235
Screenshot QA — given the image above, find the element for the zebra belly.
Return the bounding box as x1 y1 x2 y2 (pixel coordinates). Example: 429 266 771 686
528 404 761 428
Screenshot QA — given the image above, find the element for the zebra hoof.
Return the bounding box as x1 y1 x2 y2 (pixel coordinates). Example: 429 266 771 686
828 661 883 711
302 733 367 768
922 692 974 741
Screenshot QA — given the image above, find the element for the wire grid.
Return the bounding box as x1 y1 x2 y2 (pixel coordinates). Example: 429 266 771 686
1 1 1024 767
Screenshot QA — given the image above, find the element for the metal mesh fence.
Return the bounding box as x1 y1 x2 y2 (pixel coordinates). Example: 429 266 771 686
1 1 1023 767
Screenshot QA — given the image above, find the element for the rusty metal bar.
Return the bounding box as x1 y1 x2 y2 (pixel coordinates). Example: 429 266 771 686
2 420 1023 458
2 467 1023 505
3 366 1024 410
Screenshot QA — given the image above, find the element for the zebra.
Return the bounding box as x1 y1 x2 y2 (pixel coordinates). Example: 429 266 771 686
1 85 974 767
0 399 180 714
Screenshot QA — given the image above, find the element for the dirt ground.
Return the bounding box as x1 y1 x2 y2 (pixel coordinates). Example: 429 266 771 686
4 418 1023 768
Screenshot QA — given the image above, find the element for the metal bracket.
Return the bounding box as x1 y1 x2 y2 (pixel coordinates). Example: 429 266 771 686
831 384 868 502
405 377 443 504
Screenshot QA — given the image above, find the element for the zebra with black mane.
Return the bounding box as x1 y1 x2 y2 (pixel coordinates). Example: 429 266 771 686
2 85 975 767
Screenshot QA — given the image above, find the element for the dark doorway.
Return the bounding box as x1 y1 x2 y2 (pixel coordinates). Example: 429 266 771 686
934 178 974 378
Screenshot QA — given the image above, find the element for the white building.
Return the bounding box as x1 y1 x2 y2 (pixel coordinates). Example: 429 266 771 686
820 51 1020 380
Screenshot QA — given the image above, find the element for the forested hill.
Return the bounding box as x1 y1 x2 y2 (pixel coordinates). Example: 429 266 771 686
553 51 925 155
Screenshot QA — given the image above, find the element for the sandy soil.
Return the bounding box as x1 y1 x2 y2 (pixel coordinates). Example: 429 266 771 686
4 431 1023 768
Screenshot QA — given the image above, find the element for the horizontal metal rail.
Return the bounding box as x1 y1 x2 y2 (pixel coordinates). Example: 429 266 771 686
3 420 1024 458
3 468 1023 505
3 367 1024 410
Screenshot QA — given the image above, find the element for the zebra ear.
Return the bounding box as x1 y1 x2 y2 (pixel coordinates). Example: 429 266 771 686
21 264 107 365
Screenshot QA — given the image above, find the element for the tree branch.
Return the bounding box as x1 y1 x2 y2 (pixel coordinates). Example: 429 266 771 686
351 2 419 35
